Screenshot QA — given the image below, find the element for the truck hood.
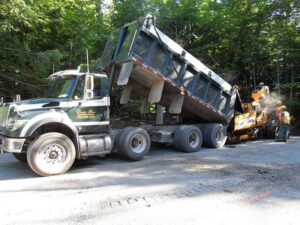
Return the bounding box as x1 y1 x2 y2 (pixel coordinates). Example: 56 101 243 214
0 98 69 136
0 98 68 131
14 98 68 111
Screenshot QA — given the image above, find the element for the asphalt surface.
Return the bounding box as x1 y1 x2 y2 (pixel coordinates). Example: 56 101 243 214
0 137 300 225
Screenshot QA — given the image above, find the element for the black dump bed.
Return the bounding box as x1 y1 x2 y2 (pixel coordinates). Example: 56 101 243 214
99 15 243 124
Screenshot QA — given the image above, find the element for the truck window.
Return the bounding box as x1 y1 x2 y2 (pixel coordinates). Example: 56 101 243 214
93 76 109 99
73 76 85 100
46 76 77 99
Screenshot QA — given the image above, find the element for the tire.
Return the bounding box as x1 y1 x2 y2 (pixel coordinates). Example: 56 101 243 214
115 127 135 155
119 127 150 160
201 123 227 148
12 153 27 163
174 126 203 153
27 132 76 176
173 126 183 150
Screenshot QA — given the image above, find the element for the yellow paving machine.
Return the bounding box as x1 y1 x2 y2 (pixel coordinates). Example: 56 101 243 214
228 89 276 142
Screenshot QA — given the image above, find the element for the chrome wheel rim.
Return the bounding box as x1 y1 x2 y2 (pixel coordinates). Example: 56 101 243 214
36 143 67 172
188 132 200 148
131 134 147 154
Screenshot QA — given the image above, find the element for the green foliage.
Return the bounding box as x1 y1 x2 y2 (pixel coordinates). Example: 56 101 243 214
107 0 157 29
0 0 299 115
0 0 108 99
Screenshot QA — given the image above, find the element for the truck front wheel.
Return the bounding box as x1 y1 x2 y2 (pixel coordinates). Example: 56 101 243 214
27 132 76 176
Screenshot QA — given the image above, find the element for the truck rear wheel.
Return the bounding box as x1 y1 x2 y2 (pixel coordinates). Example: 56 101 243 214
201 124 227 148
12 153 27 163
115 127 135 155
27 132 76 176
174 126 203 153
119 127 150 160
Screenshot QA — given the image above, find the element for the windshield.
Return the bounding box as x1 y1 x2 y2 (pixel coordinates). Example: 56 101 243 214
46 76 77 98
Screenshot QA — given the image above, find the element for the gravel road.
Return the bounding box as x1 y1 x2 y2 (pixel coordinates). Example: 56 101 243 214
0 137 300 225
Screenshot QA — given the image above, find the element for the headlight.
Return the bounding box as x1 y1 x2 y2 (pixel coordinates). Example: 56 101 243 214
6 117 15 129
6 107 16 129
6 108 28 130
10 120 28 130
7 119 28 130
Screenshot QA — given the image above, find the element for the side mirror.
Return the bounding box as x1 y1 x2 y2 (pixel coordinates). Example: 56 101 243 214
85 75 94 99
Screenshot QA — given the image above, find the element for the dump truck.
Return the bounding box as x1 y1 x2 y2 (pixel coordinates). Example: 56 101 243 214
0 15 243 176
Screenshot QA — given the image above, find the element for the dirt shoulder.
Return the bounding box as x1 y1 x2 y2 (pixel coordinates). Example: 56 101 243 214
0 137 299 225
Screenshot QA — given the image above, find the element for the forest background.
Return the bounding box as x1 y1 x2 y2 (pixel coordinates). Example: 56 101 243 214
0 0 299 128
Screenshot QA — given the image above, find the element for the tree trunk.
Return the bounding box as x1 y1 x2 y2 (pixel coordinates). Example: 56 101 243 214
289 67 294 113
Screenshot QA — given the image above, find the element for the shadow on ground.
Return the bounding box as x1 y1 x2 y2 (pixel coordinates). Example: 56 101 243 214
0 138 300 204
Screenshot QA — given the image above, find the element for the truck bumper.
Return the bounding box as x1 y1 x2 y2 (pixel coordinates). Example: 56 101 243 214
0 135 26 154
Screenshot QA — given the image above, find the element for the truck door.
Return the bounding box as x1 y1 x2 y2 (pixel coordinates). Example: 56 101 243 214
68 74 110 134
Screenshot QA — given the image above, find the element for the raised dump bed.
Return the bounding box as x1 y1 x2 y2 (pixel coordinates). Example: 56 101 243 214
99 15 242 124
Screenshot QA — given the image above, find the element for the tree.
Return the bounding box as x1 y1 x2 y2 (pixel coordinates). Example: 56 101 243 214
0 0 299 117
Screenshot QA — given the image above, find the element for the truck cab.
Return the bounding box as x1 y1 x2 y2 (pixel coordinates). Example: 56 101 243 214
47 70 110 134
0 69 114 176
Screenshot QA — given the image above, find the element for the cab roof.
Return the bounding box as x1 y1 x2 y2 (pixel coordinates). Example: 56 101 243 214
48 70 107 80
49 70 83 78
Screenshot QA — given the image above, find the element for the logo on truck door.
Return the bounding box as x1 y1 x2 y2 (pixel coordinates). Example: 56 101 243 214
76 109 96 119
